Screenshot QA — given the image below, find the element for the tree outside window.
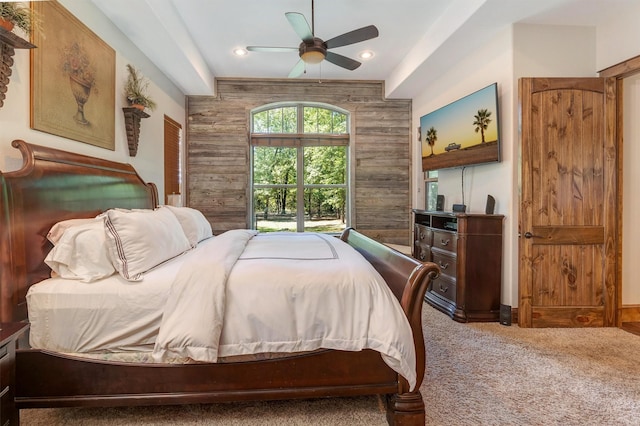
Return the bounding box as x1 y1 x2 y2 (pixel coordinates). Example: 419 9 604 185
251 104 349 233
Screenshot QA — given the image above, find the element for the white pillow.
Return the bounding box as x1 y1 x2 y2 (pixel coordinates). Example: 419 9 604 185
47 217 101 245
163 205 213 247
45 220 115 282
104 208 192 281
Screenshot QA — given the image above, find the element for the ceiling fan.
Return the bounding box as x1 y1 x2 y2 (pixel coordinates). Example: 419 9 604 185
246 0 379 78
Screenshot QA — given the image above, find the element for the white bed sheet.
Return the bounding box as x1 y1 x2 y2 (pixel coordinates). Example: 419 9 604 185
27 242 200 353
27 231 417 389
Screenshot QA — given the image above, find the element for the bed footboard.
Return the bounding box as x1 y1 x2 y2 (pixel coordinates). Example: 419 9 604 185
340 227 440 424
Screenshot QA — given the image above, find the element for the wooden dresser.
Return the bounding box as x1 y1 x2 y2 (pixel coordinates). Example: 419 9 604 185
1 323 28 426
413 210 504 322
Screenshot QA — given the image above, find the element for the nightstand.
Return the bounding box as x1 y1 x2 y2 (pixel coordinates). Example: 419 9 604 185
1 323 29 426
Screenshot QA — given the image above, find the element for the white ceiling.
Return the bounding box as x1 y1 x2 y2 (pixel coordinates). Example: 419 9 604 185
90 0 631 99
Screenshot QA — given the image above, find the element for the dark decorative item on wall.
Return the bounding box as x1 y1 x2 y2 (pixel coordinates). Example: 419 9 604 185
30 1 115 150
421 83 501 171
0 26 35 108
0 1 38 108
122 107 149 156
124 64 156 112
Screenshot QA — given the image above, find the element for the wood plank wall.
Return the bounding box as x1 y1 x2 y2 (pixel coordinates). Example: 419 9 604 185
186 78 412 245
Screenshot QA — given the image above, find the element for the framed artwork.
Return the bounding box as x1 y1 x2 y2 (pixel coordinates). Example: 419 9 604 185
420 83 500 171
31 1 115 150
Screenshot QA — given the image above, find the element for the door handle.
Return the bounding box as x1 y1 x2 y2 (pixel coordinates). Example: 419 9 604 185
524 232 534 239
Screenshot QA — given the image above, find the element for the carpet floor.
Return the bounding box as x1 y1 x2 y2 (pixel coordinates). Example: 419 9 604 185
20 305 640 425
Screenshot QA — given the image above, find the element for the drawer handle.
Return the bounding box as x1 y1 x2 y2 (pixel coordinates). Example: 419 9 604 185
420 231 425 240
438 261 449 270
440 238 450 246
439 282 449 293
419 252 426 260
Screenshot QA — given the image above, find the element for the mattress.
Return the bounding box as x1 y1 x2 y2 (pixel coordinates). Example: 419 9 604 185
27 231 417 388
27 239 202 353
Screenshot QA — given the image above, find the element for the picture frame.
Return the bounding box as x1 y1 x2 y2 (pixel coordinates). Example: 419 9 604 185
421 83 500 171
30 1 115 150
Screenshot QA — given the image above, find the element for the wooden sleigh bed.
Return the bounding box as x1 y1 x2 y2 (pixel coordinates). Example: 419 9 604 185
0 140 439 425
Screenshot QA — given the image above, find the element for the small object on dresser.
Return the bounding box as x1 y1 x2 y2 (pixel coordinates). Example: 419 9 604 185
452 204 466 212
485 194 496 214
436 195 445 211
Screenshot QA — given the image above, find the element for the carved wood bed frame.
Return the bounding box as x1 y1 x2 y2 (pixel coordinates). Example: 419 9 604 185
0 140 439 425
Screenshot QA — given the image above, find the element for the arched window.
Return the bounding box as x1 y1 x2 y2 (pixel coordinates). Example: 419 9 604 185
251 103 349 233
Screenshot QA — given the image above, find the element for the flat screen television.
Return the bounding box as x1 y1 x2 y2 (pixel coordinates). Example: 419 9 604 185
420 83 501 171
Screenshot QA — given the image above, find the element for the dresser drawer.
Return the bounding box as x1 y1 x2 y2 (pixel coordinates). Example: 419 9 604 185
432 230 457 253
414 243 431 262
1 386 10 426
1 322 28 426
414 224 432 244
1 341 12 426
430 274 456 304
431 249 457 279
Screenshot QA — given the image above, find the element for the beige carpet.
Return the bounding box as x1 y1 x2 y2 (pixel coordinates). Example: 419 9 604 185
20 305 640 425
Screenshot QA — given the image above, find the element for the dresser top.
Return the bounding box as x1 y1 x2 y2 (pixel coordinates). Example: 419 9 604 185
413 209 504 219
0 322 29 346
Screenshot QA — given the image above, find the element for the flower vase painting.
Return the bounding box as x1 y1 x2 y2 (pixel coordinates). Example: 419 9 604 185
31 2 115 150
62 42 97 125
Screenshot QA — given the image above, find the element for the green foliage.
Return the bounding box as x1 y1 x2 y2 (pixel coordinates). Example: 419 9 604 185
253 147 297 215
124 64 156 111
253 146 346 223
252 104 348 231
304 107 346 133
253 107 296 133
0 2 40 33
253 105 347 134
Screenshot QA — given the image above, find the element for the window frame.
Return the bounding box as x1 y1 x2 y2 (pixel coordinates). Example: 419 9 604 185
250 102 350 233
425 170 439 211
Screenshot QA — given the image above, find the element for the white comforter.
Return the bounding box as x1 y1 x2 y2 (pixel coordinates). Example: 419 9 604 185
29 231 418 389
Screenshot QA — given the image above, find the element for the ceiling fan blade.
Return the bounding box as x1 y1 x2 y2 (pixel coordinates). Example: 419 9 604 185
246 46 298 53
285 12 313 42
325 52 361 71
288 59 306 78
325 25 379 49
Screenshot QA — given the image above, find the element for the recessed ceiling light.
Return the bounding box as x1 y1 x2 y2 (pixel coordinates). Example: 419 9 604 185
233 48 248 57
358 51 374 60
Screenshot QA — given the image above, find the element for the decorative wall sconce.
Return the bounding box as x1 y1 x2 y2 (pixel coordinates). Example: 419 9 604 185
122 106 149 156
0 27 36 108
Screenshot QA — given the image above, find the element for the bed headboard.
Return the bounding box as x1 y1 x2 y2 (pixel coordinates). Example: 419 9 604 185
0 140 158 322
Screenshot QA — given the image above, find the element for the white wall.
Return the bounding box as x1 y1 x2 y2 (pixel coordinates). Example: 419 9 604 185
412 23 597 307
413 26 517 306
0 0 185 199
596 1 640 72
595 0 640 305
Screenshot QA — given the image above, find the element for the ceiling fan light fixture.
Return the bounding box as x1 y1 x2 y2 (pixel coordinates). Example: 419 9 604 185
233 48 248 56
358 50 374 60
253 1 378 77
301 50 325 64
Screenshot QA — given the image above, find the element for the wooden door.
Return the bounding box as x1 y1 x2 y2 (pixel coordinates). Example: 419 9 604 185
519 77 617 327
